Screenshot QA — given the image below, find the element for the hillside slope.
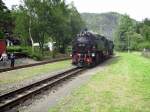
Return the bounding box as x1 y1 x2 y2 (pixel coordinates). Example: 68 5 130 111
81 12 122 40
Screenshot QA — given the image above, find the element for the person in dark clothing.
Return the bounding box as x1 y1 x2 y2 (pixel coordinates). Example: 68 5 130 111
10 53 15 68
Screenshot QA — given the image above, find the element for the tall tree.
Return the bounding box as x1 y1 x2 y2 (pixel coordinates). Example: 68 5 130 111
12 6 30 45
136 18 150 49
114 15 135 51
13 0 85 54
51 1 85 53
0 0 12 39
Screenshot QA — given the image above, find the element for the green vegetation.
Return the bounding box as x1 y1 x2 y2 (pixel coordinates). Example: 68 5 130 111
0 0 85 59
7 46 43 60
115 15 150 51
7 46 26 53
0 60 72 84
49 53 150 112
11 0 85 54
1 0 149 56
82 12 150 51
0 0 12 39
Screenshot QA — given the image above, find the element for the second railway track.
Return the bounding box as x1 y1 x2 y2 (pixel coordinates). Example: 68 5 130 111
0 67 85 112
0 57 70 73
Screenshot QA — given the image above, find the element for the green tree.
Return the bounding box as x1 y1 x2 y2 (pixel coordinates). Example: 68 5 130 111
12 6 30 45
0 0 12 39
69 3 85 40
114 15 135 51
136 18 150 49
12 0 85 54
129 32 143 50
51 1 85 53
136 19 150 41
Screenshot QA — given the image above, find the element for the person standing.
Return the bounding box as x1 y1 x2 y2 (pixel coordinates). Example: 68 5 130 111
10 53 15 68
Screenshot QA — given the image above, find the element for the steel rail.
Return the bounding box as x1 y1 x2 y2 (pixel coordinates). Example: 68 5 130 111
0 57 71 73
0 67 84 112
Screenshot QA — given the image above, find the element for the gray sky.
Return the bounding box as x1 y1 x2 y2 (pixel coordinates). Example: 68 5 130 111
3 0 150 21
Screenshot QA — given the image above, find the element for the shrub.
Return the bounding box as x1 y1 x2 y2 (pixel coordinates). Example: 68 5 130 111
22 47 43 61
0 30 4 39
138 42 150 50
7 46 26 53
7 46 43 60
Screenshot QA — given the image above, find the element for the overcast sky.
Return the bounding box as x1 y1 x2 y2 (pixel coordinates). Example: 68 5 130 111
3 0 150 21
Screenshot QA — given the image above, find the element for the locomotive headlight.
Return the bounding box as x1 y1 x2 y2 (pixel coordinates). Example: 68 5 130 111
91 53 95 57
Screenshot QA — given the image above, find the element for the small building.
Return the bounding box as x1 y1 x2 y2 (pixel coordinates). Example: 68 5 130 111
0 39 6 55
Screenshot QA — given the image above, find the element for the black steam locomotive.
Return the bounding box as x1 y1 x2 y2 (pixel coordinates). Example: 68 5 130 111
71 30 114 67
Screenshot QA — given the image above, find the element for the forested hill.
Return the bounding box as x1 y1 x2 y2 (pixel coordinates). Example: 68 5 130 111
81 12 122 40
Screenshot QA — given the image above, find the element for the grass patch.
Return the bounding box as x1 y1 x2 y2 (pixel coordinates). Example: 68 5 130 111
0 60 72 84
49 53 150 112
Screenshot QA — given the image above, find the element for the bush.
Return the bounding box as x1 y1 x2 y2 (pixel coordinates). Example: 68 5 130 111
22 47 43 61
0 30 4 39
29 52 42 60
66 46 72 54
7 46 24 53
7 46 43 60
7 46 69 61
138 42 150 50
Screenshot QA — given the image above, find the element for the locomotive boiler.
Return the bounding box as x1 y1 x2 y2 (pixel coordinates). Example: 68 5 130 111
71 30 114 67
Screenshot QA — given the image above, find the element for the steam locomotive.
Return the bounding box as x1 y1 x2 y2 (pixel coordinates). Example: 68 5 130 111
71 30 114 67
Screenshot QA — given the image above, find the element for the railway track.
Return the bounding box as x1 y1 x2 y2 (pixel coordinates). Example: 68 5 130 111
0 57 70 73
0 67 84 112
